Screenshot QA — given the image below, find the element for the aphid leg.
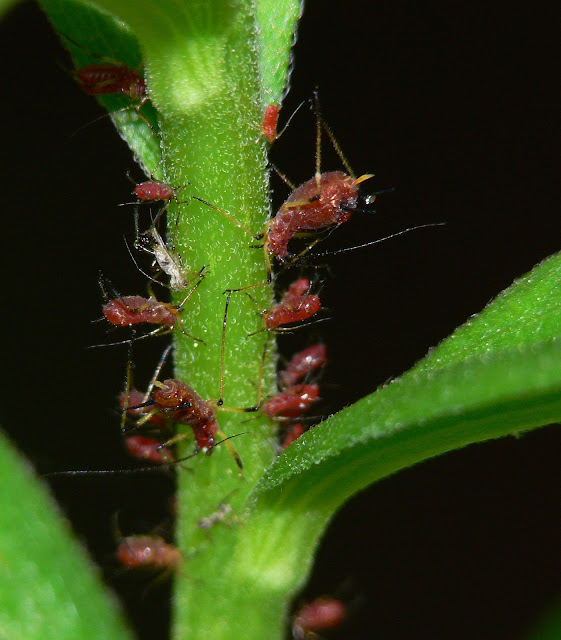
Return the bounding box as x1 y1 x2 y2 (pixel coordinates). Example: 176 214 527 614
121 345 173 433
191 196 256 237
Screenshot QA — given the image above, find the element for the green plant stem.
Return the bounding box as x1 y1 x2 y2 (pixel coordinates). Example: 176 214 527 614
133 6 283 640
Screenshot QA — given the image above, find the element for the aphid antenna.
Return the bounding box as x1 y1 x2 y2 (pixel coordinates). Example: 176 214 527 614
71 108 151 138
44 434 247 478
97 270 121 301
60 32 134 68
275 100 306 141
124 236 166 290
311 89 355 179
218 291 274 407
218 290 234 406
313 222 447 257
87 330 171 349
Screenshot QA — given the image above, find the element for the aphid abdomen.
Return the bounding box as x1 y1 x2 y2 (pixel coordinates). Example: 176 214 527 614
125 435 174 464
134 181 175 202
261 383 320 419
279 343 327 388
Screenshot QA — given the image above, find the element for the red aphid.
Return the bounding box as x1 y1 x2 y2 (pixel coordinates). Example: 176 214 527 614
281 423 306 450
116 535 181 571
125 435 174 465
151 379 220 451
262 104 279 144
263 278 321 330
75 63 146 101
265 171 372 259
261 383 320 419
292 598 347 638
279 343 327 388
103 295 179 328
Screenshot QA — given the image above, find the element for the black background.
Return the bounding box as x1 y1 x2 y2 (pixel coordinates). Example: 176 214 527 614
0 2 559 639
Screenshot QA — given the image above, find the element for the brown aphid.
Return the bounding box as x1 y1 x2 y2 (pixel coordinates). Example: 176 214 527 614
103 295 179 329
75 63 146 102
264 171 373 260
140 379 243 470
292 597 347 639
116 535 181 571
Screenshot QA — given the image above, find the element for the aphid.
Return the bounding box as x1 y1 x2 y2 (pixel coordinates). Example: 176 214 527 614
103 295 179 329
64 34 153 129
116 535 181 571
119 172 189 210
129 378 243 470
133 180 186 205
75 62 147 103
292 597 347 640
279 343 327 388
132 212 192 291
255 92 382 276
261 100 304 145
218 280 321 405
99 267 206 344
262 278 322 331
261 383 320 420
280 422 306 450
262 104 279 144
124 435 174 465
198 493 237 531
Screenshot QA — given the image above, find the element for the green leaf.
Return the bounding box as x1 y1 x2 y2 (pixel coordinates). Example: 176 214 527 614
0 431 134 640
255 0 303 102
38 0 162 177
243 252 561 593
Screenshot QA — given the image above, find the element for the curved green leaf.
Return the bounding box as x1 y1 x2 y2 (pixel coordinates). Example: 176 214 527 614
256 251 561 496
241 252 561 595
0 431 134 640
